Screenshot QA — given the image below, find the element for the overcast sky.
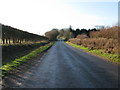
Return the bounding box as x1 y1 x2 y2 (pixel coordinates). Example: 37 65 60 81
0 0 118 35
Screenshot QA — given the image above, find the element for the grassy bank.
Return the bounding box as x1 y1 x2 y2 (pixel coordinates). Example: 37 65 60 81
1 42 54 77
66 42 119 63
2 42 49 65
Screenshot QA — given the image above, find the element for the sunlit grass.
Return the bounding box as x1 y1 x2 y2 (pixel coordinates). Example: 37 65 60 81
66 42 120 63
1 42 54 77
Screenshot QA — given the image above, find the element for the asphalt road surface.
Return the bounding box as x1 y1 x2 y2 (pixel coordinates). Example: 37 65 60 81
4 41 118 88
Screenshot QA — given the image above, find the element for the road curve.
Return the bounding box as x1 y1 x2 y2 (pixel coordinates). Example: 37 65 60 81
4 41 118 88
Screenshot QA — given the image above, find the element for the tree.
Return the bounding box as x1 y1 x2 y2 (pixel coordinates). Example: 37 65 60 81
2 24 48 44
45 29 59 41
76 34 88 39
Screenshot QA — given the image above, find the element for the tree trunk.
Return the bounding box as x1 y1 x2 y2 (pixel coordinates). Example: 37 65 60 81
2 38 5 44
6 39 8 44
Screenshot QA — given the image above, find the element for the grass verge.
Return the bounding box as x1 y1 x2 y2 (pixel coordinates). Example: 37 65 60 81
1 42 54 77
66 42 120 63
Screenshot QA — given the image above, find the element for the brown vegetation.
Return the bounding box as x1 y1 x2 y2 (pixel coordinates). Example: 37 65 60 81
68 26 118 54
90 26 118 39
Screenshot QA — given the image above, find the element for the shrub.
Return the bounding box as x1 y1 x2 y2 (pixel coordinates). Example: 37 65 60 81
68 38 118 54
68 26 119 54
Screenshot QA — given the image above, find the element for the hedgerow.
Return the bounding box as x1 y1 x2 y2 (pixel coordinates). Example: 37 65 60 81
68 38 118 54
67 26 119 63
66 42 119 63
